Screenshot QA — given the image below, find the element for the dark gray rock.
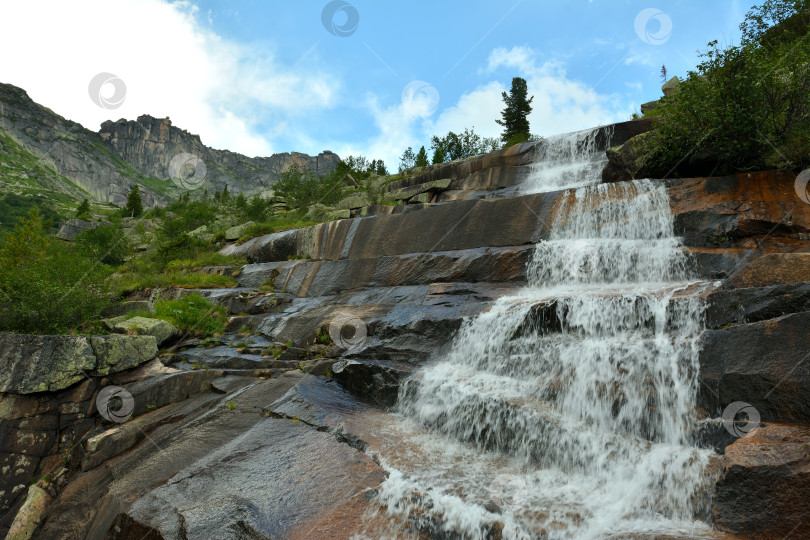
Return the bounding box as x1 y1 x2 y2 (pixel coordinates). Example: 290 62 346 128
698 311 810 422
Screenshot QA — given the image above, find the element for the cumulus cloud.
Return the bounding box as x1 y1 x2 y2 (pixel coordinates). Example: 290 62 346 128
0 0 338 157
438 45 624 140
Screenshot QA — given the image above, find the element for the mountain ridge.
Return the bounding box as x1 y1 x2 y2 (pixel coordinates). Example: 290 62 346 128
0 82 339 211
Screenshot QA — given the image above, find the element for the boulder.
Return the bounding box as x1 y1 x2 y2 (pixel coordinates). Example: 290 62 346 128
55 219 107 241
661 76 680 96
112 317 178 346
712 423 810 539
331 359 412 408
0 334 158 394
224 221 254 241
601 132 659 184
639 100 660 115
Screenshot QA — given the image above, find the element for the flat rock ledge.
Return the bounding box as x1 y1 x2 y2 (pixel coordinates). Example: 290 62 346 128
0 334 158 394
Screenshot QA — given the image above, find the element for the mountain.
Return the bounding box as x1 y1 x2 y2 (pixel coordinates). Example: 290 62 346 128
0 82 339 213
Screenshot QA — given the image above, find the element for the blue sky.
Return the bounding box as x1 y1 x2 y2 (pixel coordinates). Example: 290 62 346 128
1 0 756 168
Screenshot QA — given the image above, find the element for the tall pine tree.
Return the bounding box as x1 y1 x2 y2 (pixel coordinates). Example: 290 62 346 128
415 146 429 167
124 185 143 218
496 77 534 145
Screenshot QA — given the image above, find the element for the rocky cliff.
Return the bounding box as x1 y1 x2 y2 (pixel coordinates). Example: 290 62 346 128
0 82 339 208
99 115 340 196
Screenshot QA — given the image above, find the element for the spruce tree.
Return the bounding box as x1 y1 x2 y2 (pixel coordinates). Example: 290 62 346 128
432 146 446 164
415 146 429 167
124 185 143 218
496 77 534 144
75 198 91 219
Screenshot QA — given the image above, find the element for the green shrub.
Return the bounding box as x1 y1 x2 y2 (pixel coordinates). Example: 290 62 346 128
645 1 810 175
75 224 131 266
272 165 344 210
0 210 112 333
149 293 227 337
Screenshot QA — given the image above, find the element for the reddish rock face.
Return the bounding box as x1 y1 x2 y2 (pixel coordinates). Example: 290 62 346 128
713 423 810 539
668 171 810 251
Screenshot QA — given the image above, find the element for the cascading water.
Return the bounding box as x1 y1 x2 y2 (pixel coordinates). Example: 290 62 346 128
358 127 718 539
521 126 614 194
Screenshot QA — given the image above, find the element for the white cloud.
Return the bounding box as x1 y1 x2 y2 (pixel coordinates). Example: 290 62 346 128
0 0 338 157
438 46 624 140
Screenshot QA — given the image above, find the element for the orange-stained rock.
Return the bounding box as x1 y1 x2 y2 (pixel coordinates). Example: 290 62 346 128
713 423 810 539
668 171 810 251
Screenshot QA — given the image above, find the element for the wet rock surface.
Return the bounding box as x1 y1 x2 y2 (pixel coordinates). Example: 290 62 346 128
713 423 810 539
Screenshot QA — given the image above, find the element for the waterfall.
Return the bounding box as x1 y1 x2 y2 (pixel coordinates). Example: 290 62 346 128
360 128 717 540
521 126 614 194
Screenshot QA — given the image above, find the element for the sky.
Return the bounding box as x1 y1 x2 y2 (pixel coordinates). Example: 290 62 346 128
0 0 756 169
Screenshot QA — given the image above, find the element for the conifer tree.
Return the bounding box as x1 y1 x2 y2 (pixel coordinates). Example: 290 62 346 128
124 185 143 218
496 77 534 144
415 146 429 167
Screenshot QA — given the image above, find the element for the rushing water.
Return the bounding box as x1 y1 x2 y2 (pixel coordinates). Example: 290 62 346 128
358 127 718 539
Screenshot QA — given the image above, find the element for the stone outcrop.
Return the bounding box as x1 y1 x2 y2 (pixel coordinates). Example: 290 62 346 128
55 219 108 241
99 115 340 197
0 334 158 394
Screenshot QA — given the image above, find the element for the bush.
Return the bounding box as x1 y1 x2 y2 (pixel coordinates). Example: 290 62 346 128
272 165 347 210
75 224 131 266
149 294 227 337
0 209 112 333
645 1 810 175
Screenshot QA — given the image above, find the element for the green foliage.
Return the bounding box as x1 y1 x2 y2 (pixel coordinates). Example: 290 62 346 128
75 224 131 266
75 199 91 219
504 132 531 148
431 146 446 164
645 0 810 175
496 77 534 143
0 194 61 233
399 147 416 172
430 128 501 163
235 214 316 244
272 164 346 210
160 198 216 239
0 209 112 333
149 293 227 337
415 146 430 167
124 186 143 218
